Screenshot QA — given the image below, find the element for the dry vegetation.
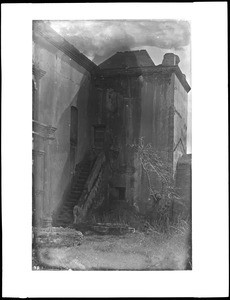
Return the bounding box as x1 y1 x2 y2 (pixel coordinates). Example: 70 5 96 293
32 217 191 271
32 139 191 271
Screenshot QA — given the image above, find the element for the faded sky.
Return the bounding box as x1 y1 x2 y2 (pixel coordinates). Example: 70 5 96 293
49 20 191 153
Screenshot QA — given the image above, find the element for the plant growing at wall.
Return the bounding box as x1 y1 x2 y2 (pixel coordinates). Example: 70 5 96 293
130 137 181 230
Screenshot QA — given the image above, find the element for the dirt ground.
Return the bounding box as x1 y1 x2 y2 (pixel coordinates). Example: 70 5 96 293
32 228 191 271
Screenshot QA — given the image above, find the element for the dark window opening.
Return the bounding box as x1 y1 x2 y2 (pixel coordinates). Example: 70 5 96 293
32 80 38 121
115 187 126 200
93 125 106 149
70 106 78 146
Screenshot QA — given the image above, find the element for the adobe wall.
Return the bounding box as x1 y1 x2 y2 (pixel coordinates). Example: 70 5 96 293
33 34 94 221
93 71 176 212
137 73 175 211
93 75 141 206
140 73 174 158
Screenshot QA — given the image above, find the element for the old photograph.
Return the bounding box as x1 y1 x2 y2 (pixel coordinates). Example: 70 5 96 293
32 19 192 270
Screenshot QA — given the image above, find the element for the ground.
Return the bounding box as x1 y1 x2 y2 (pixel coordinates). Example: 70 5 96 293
32 225 191 270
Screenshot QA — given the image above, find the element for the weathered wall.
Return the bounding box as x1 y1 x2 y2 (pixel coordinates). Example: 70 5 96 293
94 71 176 211
93 75 142 206
138 73 174 209
94 68 190 216
33 34 93 216
173 74 188 173
175 154 191 219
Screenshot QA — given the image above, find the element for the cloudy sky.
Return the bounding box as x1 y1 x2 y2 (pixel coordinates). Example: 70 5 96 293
49 20 191 152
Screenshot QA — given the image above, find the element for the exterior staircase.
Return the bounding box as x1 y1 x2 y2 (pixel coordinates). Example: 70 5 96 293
53 155 96 227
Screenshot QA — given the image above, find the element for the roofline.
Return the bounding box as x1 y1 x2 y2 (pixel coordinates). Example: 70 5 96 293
99 49 155 68
94 65 191 93
33 21 99 74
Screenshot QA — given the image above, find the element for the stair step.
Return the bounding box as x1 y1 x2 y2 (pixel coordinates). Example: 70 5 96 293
69 201 78 205
78 176 88 180
70 193 82 198
69 194 80 199
72 189 84 193
60 214 72 219
81 167 91 171
55 221 70 225
76 183 86 187
62 205 74 210
79 173 89 176
62 203 74 213
58 215 72 221
63 207 74 211
73 177 86 181
72 186 84 189
55 218 71 223
69 196 81 200
70 193 84 197
77 180 87 184
69 192 81 199
57 218 72 223
67 203 76 207
71 190 83 194
58 214 71 219
72 184 84 191
82 163 91 167
58 209 72 214
78 178 87 182
73 186 84 190
75 180 86 184
66 202 75 207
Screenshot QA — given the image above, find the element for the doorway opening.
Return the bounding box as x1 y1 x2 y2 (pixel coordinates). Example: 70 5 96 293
70 106 78 173
93 124 106 150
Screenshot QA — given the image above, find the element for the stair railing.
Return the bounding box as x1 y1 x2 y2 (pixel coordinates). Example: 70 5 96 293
74 151 105 223
71 150 96 189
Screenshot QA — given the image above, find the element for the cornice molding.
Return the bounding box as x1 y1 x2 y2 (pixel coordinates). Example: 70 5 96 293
33 189 45 196
32 149 45 157
173 138 186 154
95 65 191 93
33 120 57 140
174 107 183 119
33 65 46 80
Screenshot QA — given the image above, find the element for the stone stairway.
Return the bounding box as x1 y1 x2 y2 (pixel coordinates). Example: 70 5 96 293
53 157 95 227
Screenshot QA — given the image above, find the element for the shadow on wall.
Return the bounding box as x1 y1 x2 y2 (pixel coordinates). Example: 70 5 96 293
51 74 93 222
51 48 167 223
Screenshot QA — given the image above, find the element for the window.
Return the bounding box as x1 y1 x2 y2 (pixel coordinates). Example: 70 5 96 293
70 106 78 146
93 125 106 149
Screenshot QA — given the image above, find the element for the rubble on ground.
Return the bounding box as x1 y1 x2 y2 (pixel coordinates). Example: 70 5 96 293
87 223 135 235
33 226 84 248
72 221 136 235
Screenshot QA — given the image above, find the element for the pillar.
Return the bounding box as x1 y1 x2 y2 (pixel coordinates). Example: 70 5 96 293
33 121 57 228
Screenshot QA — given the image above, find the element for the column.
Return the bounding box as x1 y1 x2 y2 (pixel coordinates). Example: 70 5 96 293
33 121 57 228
